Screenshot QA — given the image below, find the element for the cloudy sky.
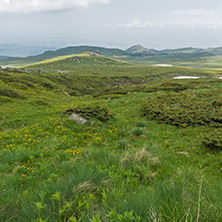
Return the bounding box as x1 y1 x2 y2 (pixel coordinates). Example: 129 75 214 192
1 0 222 49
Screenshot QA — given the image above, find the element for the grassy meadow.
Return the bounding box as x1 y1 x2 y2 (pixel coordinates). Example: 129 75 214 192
1 54 222 221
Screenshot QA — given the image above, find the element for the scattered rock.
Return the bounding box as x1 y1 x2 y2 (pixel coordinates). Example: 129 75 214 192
177 151 189 155
56 70 70 74
84 50 101 56
69 113 87 124
69 56 83 62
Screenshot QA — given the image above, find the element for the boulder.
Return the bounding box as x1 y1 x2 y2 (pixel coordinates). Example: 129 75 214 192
69 113 87 124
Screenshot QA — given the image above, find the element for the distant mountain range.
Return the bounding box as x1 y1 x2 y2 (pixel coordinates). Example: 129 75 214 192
0 45 129 66
126 44 222 56
3 43 222 58
1 44 222 67
0 43 57 57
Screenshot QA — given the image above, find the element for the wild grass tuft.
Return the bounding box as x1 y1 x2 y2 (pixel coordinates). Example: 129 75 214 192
130 127 146 136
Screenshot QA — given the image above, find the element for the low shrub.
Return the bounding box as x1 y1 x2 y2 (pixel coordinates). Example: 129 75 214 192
0 95 13 104
66 105 111 121
0 87 26 99
143 91 222 127
93 80 206 97
29 98 50 106
201 129 222 150
98 94 123 100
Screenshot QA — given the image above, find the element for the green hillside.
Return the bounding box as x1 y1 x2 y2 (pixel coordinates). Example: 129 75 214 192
23 53 129 71
1 57 222 221
0 46 128 67
2 44 222 69
126 44 159 55
1 54 217 100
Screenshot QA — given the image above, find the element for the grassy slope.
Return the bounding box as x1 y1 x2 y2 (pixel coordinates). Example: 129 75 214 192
0 46 128 67
0 57 222 221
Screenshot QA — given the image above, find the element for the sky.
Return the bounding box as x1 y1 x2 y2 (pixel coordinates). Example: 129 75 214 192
1 0 222 49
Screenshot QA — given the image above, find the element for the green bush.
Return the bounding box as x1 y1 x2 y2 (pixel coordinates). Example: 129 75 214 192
98 94 123 100
0 95 13 104
143 91 222 127
29 98 50 106
93 80 206 97
201 129 222 150
0 87 26 99
66 105 111 121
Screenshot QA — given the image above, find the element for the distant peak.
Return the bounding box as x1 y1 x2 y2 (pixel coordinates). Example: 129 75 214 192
127 44 145 49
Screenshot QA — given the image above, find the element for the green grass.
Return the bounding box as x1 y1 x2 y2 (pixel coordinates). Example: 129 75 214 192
0 60 222 221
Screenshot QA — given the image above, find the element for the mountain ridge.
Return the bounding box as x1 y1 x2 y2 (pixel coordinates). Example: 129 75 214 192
2 44 222 67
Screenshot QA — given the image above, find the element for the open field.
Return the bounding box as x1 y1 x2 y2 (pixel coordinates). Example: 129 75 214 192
1 55 222 221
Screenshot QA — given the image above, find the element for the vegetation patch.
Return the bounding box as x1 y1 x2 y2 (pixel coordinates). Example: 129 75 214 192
0 95 13 104
93 80 207 97
0 86 26 99
201 129 222 150
98 94 123 100
130 127 146 136
66 105 111 121
120 148 160 181
29 98 51 106
143 90 222 127
115 139 129 149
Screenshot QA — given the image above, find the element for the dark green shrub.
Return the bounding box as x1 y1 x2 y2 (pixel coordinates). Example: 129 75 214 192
201 130 222 150
98 94 123 100
143 91 222 127
68 90 81 96
0 96 13 104
212 100 222 107
40 82 54 89
0 87 26 99
66 105 111 121
155 82 188 92
29 98 50 106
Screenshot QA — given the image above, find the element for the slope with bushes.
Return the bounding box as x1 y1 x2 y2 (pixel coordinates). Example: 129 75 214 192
0 58 222 221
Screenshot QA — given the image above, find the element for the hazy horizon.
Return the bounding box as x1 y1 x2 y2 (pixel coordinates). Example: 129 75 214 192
1 0 222 50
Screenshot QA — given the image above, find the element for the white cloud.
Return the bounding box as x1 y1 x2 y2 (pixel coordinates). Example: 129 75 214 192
119 9 222 30
118 19 165 28
173 9 219 17
0 0 111 13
